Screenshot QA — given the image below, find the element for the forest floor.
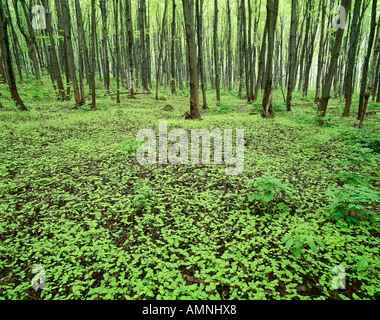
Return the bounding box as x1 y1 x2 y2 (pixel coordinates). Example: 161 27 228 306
0 77 379 300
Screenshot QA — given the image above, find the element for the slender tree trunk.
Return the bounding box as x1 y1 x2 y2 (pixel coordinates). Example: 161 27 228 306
41 0 65 100
214 0 221 104
115 0 120 103
286 0 297 111
155 0 169 100
302 1 319 97
71 0 85 103
100 0 110 94
227 0 232 92
262 0 278 117
139 0 149 91
171 0 177 94
60 0 83 107
318 0 351 125
0 1 27 110
247 0 254 102
315 0 326 103
4 1 23 85
126 0 134 97
342 0 362 117
182 0 200 119
75 0 91 88
13 0 41 82
253 19 268 101
196 0 208 108
358 0 377 120
91 0 96 108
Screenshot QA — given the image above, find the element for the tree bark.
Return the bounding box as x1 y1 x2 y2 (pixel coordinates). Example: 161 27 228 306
126 0 134 97
214 0 221 104
357 0 377 120
100 0 110 94
171 0 176 94
286 0 297 111
60 0 83 107
318 0 351 125
196 0 208 108
342 0 362 117
261 0 278 118
315 0 326 103
91 0 96 108
139 0 149 91
182 0 200 119
0 0 27 110
155 0 169 100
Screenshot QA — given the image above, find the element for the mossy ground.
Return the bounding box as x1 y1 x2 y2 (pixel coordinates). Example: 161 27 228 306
0 76 379 300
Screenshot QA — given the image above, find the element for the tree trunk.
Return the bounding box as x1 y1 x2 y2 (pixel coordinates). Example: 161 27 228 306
286 0 297 111
0 0 27 110
100 0 110 94
13 0 41 82
115 0 120 103
171 0 176 94
60 0 83 107
315 0 326 103
196 0 208 108
262 0 278 118
139 0 149 91
182 0 200 119
227 0 232 92
342 0 362 117
318 0 351 125
91 0 96 108
358 0 377 120
155 0 169 100
214 0 221 104
253 18 268 101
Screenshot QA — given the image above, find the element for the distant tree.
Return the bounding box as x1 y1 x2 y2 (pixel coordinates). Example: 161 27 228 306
12 0 41 81
0 0 26 110
60 0 83 107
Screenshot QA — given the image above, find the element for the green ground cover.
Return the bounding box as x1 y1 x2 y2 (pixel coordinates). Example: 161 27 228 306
0 78 379 300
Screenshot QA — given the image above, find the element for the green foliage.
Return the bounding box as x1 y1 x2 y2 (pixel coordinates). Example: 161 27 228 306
132 181 154 211
338 129 380 153
281 222 326 258
0 80 379 300
326 185 380 225
118 139 143 157
210 104 236 115
247 173 294 203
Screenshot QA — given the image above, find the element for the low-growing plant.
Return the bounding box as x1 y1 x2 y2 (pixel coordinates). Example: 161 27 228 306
325 184 380 225
119 139 143 157
281 222 326 258
247 173 294 203
132 181 154 212
210 104 236 115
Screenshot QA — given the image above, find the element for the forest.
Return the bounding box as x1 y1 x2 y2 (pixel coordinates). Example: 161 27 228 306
0 0 379 302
